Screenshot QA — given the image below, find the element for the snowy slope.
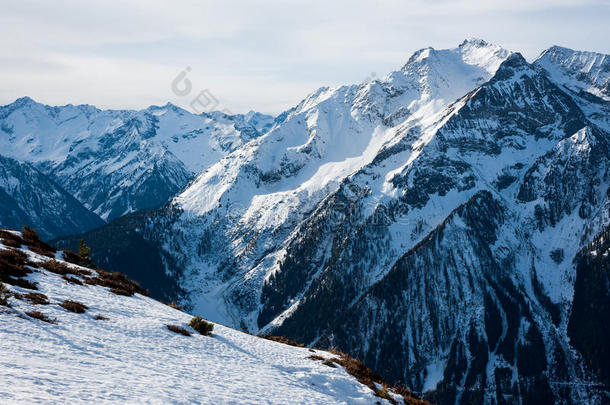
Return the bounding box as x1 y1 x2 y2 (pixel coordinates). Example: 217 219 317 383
0 98 273 221
535 46 610 133
0 230 421 405
535 46 609 101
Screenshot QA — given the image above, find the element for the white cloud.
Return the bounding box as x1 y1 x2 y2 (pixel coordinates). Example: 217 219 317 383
1 0 608 114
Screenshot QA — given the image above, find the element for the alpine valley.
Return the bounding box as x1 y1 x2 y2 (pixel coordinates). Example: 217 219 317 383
3 39 609 404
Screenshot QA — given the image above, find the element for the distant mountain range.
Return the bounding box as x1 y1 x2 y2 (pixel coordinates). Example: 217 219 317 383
0 97 274 237
4 39 610 404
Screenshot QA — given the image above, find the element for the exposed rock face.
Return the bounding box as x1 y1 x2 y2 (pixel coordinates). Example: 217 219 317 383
0 154 104 239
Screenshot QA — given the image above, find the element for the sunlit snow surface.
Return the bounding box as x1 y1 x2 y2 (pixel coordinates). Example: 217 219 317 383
0 238 391 405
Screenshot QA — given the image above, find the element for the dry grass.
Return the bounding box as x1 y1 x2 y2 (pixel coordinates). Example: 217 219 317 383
264 333 427 404
60 300 88 314
83 269 148 297
0 281 11 306
25 310 56 324
23 292 49 305
0 249 38 291
166 302 182 311
22 227 56 258
0 230 23 248
0 248 31 278
329 349 429 405
1 227 55 257
94 314 109 321
258 334 304 347
307 355 337 368
62 275 83 285
41 260 91 277
166 324 191 336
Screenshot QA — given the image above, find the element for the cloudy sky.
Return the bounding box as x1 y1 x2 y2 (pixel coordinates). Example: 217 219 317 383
1 0 608 114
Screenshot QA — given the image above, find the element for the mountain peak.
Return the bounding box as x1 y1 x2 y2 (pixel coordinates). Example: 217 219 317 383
535 45 609 101
459 38 490 48
401 39 510 76
7 96 38 108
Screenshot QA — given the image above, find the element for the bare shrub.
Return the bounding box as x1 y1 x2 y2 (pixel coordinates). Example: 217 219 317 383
62 275 83 285
167 324 191 336
22 226 55 257
23 292 49 305
26 310 56 324
84 269 148 297
60 300 88 314
189 316 214 336
258 334 304 347
0 281 11 306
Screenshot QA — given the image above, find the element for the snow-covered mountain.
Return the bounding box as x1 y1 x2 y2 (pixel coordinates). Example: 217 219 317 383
535 46 609 101
50 39 610 404
0 229 426 404
0 155 104 239
0 98 274 222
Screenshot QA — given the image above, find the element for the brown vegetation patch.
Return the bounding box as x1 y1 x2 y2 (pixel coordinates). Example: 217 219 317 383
62 275 83 285
23 292 49 305
329 349 428 405
166 302 182 311
166 324 191 336
322 359 337 368
60 300 88 314
10 278 38 290
308 355 325 361
258 334 304 347
0 230 23 248
22 227 56 258
94 314 109 321
0 248 38 289
1 227 56 258
41 260 91 277
25 310 56 324
0 281 11 306
83 269 148 297
0 248 31 279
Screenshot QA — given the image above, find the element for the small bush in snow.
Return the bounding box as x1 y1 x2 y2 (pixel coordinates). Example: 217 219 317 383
0 281 11 306
167 324 191 336
189 316 214 336
26 310 56 324
22 226 55 257
60 300 88 314
166 302 182 311
24 292 49 305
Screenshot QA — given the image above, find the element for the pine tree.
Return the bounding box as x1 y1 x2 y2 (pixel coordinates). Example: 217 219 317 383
78 239 92 266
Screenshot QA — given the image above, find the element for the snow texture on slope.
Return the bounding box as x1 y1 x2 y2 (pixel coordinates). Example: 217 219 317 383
0 234 395 405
